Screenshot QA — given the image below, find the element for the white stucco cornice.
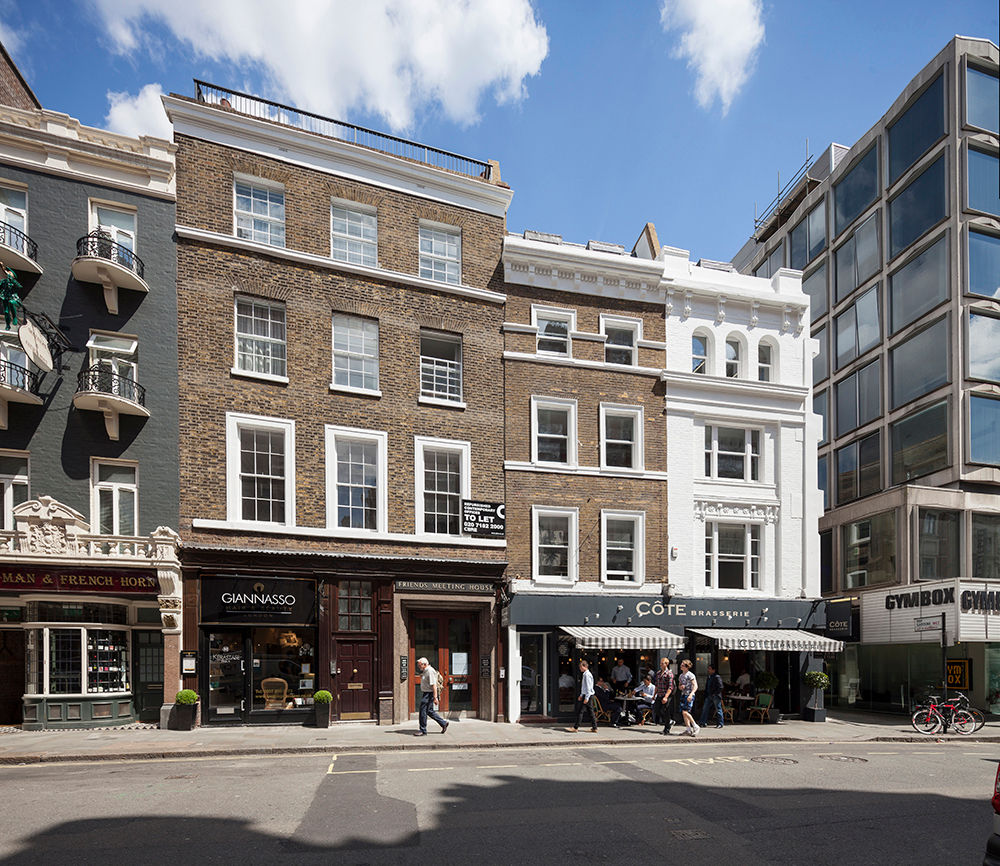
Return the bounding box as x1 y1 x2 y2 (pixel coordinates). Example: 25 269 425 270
163 95 512 218
661 369 810 407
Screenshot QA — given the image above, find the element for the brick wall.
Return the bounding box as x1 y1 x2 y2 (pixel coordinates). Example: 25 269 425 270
0 48 39 111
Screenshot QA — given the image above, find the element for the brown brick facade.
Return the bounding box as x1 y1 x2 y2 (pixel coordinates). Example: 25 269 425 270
0 45 39 111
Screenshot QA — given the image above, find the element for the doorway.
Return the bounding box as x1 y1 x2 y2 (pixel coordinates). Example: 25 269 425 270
519 632 546 716
409 613 478 716
0 630 24 725
334 639 374 720
132 630 163 723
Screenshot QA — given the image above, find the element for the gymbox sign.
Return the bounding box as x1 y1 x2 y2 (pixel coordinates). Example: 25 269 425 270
862 579 1000 644
201 577 317 625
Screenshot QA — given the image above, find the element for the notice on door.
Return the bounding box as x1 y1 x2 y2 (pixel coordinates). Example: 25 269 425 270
451 652 469 676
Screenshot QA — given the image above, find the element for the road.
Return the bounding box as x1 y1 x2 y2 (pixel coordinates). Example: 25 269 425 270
0 740 992 865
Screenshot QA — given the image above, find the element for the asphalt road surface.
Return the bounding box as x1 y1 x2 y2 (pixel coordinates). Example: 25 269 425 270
0 740 993 865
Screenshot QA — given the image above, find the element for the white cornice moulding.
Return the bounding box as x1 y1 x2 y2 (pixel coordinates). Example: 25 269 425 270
503 351 663 376
661 370 809 400
163 95 512 218
510 579 663 596
175 225 506 304
504 460 669 480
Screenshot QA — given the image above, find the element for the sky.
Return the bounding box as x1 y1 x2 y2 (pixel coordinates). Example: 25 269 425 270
1 0 997 263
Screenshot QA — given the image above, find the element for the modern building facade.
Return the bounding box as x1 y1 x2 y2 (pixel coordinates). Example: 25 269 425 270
732 36 1000 713
0 45 182 729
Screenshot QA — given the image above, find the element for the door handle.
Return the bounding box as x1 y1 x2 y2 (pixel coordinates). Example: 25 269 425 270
353 668 358 674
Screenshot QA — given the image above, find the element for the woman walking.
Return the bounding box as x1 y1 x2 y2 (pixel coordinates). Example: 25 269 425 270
678 659 699 736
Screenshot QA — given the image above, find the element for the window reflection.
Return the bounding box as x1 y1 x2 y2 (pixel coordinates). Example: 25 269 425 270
889 155 946 258
971 395 1000 466
252 627 315 709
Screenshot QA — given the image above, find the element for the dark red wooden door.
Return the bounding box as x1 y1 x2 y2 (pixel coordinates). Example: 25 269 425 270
0 630 24 725
335 640 373 720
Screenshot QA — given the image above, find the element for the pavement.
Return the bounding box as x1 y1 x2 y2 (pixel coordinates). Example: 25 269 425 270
1 709 998 764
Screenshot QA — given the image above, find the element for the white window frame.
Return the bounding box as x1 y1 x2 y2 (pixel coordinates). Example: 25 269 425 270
0 181 28 249
91 458 138 537
757 341 775 382
86 331 138 384
89 199 137 254
532 305 577 357
331 313 380 396
418 222 461 285
324 425 387 534
233 295 288 383
725 337 742 378
225 412 295 526
233 175 286 248
531 396 578 467
532 505 579 584
419 330 464 406
599 403 644 471
704 425 762 482
692 331 710 374
600 315 641 366
414 436 471 538
601 509 645 584
0 449 28 532
330 200 377 267
704 521 762 591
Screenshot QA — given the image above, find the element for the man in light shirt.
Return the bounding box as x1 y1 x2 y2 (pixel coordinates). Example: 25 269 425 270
415 656 449 736
611 658 632 693
569 659 598 733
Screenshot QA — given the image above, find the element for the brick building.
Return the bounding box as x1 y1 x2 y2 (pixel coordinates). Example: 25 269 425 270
164 83 512 725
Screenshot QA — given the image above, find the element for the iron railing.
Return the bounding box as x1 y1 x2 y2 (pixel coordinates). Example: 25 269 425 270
194 79 493 181
420 355 462 401
754 154 815 236
75 232 145 280
0 221 38 262
0 358 38 393
76 366 146 407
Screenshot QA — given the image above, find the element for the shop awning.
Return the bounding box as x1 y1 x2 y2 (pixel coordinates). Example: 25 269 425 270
688 628 844 653
560 626 685 650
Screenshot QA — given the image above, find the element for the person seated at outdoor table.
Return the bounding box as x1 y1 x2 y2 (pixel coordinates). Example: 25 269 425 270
735 670 752 694
611 658 632 693
594 677 622 726
631 674 656 723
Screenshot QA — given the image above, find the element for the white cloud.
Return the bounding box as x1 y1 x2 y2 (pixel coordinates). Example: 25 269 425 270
105 83 173 140
659 0 764 116
93 0 548 131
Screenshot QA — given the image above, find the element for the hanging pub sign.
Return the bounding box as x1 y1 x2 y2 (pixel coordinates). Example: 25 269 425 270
462 500 505 538
201 577 317 626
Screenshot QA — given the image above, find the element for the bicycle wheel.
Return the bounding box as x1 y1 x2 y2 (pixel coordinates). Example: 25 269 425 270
911 708 941 734
952 710 976 735
969 708 986 732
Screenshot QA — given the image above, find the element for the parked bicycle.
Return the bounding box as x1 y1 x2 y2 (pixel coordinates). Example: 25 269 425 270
947 691 987 732
911 694 977 735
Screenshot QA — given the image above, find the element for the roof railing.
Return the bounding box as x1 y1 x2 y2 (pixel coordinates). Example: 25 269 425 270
753 154 815 237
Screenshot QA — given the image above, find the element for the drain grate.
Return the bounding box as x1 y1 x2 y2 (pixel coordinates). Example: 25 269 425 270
818 754 868 763
670 829 710 841
751 756 799 765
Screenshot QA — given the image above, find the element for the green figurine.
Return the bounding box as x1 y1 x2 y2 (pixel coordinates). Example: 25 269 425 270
0 266 21 328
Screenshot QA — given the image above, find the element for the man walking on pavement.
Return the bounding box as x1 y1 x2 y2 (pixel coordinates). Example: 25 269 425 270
653 655 675 735
416 656 449 736
699 663 725 729
569 658 599 732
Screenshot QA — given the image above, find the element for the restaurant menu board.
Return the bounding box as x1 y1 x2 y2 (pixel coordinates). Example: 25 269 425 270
87 630 129 693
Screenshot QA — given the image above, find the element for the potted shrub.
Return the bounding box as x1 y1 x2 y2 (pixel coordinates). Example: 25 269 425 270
803 670 830 722
171 689 199 731
313 690 333 728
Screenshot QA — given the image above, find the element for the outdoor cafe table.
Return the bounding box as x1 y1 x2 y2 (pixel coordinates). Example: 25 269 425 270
616 694 643 726
727 693 754 721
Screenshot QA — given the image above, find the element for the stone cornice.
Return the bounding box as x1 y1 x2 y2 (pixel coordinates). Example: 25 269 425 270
694 499 780 524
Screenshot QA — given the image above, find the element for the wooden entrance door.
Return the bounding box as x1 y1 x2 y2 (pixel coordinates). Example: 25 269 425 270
0 630 24 725
335 640 373 720
409 613 479 715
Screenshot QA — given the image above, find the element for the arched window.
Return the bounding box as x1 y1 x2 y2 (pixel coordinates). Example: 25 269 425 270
758 340 775 382
692 333 709 374
725 338 741 378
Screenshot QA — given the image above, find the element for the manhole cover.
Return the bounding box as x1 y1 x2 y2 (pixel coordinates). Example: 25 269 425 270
751 756 799 765
670 829 710 841
818 754 868 763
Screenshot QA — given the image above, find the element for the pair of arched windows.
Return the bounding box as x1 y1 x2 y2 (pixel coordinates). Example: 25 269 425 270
692 332 775 382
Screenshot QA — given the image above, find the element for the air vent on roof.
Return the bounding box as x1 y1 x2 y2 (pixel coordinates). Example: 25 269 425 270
587 240 626 254
696 259 736 272
523 230 562 244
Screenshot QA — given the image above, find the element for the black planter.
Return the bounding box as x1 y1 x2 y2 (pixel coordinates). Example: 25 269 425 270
314 702 332 728
803 706 827 722
169 702 198 731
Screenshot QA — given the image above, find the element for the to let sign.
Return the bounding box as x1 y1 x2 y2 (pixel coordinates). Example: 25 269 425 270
462 501 505 538
946 659 970 690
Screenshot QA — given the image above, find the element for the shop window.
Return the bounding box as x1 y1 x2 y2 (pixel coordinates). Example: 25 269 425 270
531 396 577 466
704 522 760 590
889 155 946 258
969 229 1000 299
968 66 999 133
918 509 960 580
419 224 461 284
813 325 829 384
420 331 462 403
889 234 947 333
692 331 709 374
235 296 287 380
251 628 315 710
602 511 644 583
790 201 826 270
92 460 137 536
973 513 1000 580
888 72 945 184
602 316 639 366
814 390 828 445
835 284 880 369
226 412 294 525
234 178 285 247
843 510 896 588
331 202 377 267
332 314 379 394
969 149 1000 217
803 262 828 321
834 143 878 236
601 404 643 471
835 359 881 437
337 581 373 631
835 212 880 303
890 400 948 483
533 505 578 583
533 306 575 356
415 436 469 536
836 431 881 505
0 453 28 531
325 426 386 532
704 426 760 481
890 317 948 409
971 394 1000 465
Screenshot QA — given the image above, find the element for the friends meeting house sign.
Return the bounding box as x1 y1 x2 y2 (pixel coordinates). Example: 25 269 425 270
201 577 317 625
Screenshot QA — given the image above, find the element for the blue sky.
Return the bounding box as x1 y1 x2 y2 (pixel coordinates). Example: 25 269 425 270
2 0 997 262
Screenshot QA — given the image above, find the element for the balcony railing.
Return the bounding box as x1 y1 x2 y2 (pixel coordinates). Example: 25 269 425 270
0 221 38 263
420 356 462 401
75 233 145 280
194 79 494 181
76 366 146 408
0 358 38 392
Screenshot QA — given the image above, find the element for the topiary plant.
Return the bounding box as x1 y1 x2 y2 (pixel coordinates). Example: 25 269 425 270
803 670 830 690
175 689 199 705
313 690 333 703
754 670 779 691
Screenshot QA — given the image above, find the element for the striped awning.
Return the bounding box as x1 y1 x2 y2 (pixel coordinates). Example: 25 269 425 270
688 627 844 653
560 626 685 650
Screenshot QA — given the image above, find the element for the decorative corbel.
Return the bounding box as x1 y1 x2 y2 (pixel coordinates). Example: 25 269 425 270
716 295 727 325
749 299 760 329
782 305 792 333
665 287 674 317
682 290 692 320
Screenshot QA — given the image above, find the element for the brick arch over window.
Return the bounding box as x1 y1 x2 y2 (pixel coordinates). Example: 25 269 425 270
227 155 293 186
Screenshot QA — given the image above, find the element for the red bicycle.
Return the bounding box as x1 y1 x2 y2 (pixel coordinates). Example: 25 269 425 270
911 694 976 735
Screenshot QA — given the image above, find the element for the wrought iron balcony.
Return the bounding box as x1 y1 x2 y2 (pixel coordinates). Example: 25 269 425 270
75 232 145 279
72 232 149 314
73 365 149 441
0 220 42 274
0 357 43 430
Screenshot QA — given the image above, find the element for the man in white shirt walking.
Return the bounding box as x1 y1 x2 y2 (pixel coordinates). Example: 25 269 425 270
569 659 598 732
416 656 449 736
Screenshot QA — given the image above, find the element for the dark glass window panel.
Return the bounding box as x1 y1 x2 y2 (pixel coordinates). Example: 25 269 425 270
836 374 858 437
918 509 960 580
835 214 879 302
337 581 372 631
813 326 828 384
890 317 948 408
843 510 896 588
808 204 826 262
969 313 1000 382
836 304 858 369
803 262 827 320
835 236 856 302
855 286 880 355
969 149 1000 217
971 395 1000 465
889 235 947 332
818 456 829 511
814 390 828 445
973 513 1000 579
968 67 1000 133
836 441 858 504
969 230 1000 299
858 432 881 498
790 205 824 272
820 530 833 591
890 155 946 258
888 73 944 184
891 400 948 483
790 219 807 271
858 359 881 427
835 144 878 236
